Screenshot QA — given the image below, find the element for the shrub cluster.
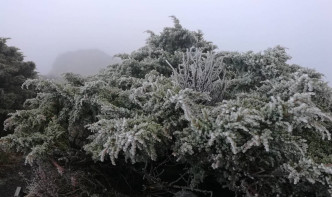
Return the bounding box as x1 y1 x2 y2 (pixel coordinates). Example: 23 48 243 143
2 17 332 196
0 38 37 135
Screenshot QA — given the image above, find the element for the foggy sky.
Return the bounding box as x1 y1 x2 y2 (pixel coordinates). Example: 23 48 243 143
1 0 331 83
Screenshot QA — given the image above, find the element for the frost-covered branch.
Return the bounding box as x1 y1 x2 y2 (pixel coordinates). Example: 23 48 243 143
168 48 227 103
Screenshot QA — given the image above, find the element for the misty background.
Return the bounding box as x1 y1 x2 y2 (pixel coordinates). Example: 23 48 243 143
1 0 331 82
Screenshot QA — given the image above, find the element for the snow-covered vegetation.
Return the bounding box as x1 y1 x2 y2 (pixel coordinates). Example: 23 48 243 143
2 17 332 196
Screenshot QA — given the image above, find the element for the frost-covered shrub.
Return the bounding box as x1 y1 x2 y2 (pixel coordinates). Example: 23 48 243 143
2 17 332 196
0 38 37 136
116 16 216 78
168 48 227 103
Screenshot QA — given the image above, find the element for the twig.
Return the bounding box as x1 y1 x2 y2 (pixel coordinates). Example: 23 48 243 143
172 185 213 197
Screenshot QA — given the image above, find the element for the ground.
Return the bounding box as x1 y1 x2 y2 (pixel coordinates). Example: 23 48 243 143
0 152 31 197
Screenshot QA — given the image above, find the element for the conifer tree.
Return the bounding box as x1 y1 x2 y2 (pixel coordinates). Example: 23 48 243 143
0 38 37 135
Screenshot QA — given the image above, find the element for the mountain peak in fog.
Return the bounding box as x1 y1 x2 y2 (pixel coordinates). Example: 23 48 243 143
49 49 119 76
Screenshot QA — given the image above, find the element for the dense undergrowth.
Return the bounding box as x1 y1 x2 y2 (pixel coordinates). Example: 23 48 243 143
1 17 332 196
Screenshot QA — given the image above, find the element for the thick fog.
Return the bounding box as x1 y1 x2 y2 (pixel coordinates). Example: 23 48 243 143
1 0 331 82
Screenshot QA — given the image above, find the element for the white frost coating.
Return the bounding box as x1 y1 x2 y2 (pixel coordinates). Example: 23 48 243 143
167 48 227 103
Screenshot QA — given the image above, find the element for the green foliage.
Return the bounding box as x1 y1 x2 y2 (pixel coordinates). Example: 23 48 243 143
0 38 37 135
2 18 332 196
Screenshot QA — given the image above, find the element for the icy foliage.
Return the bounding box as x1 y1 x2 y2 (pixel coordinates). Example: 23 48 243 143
0 38 37 135
2 18 332 196
168 48 227 103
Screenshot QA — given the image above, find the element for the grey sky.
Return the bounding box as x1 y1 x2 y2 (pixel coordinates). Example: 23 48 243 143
1 0 331 83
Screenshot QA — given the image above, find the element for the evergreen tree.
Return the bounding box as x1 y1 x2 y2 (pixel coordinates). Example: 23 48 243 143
0 38 37 135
